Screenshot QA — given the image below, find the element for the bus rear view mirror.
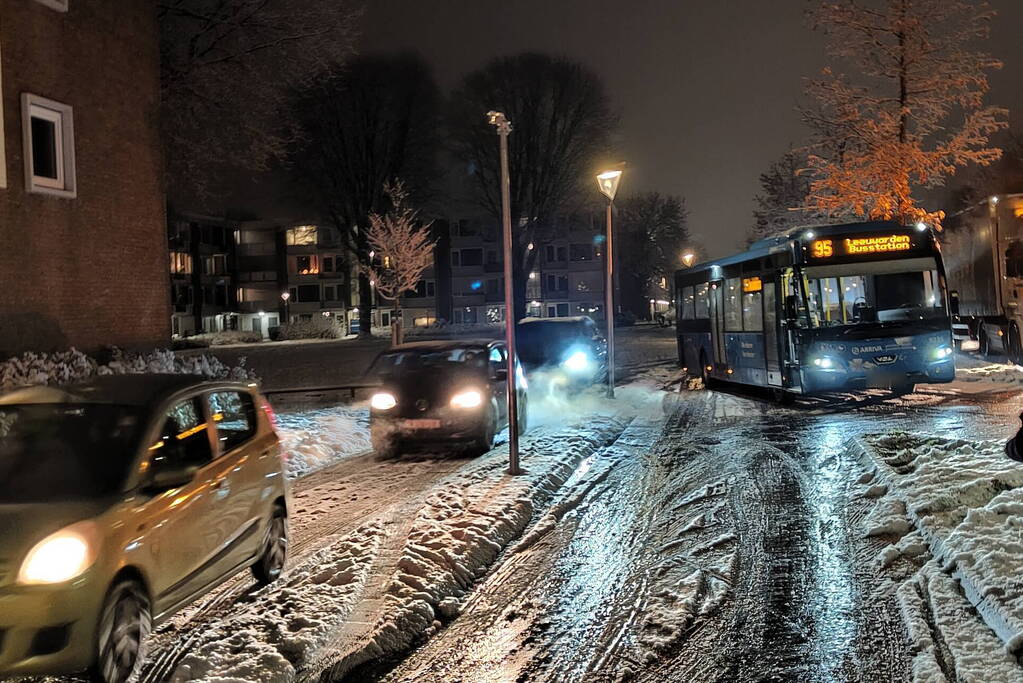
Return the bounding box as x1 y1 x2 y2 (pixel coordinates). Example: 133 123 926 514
949 290 961 315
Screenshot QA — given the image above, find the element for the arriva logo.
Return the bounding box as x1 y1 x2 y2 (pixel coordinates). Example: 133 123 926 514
852 345 884 354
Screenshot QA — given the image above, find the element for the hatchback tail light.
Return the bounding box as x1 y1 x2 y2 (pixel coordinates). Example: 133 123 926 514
262 399 280 431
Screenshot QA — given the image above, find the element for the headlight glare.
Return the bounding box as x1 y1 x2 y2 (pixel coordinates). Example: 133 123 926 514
371 392 397 410
812 356 834 369
18 522 98 585
932 345 954 361
562 350 590 373
451 390 483 409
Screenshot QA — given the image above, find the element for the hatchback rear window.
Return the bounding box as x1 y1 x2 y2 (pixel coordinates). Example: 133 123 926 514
0 403 142 503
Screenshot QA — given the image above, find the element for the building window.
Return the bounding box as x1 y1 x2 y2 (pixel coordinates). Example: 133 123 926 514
22 94 76 197
170 252 192 274
323 285 338 301
570 243 594 261
323 255 335 273
297 284 320 302
546 274 568 292
286 225 317 245
290 254 320 274
32 0 69 10
456 248 483 266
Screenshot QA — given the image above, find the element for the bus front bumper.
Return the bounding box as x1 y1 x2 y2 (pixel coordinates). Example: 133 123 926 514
804 358 955 391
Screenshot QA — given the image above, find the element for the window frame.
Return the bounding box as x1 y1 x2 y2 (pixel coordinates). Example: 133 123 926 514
22 94 76 198
206 390 258 454
33 0 69 10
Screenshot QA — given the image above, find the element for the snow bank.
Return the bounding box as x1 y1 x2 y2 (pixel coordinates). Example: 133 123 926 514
173 521 384 683
0 347 255 391
955 355 1023 388
311 416 630 677
276 405 371 479
852 433 1023 668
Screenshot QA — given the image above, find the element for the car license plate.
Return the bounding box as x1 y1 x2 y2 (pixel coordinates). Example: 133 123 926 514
404 419 441 429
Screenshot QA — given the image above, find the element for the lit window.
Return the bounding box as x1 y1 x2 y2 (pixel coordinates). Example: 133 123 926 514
286 225 317 245
170 252 192 274
22 94 75 197
291 254 320 274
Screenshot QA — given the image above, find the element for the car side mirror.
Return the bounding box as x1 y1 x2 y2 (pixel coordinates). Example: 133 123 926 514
145 463 198 493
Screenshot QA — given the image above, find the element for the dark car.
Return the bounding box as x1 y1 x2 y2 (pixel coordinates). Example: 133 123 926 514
515 316 607 386
367 340 528 457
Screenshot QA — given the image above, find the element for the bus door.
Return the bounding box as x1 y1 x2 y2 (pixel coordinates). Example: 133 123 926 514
763 278 782 386
709 280 726 366
780 269 802 390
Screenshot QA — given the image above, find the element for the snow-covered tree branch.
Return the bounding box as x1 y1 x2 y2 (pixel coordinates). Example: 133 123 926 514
802 0 1008 227
365 183 436 345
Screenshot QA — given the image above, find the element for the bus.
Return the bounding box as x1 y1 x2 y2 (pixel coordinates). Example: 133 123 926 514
675 221 955 397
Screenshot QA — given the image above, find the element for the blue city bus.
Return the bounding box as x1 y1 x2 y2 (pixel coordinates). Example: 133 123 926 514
675 221 955 397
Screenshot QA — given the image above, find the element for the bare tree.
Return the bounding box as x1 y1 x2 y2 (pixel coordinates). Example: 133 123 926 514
616 193 692 318
159 0 359 202
289 53 441 337
803 0 1007 227
748 148 827 245
449 53 617 321
365 183 436 346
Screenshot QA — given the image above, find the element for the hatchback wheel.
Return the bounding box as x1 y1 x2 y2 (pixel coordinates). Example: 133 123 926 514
253 506 288 586
92 579 150 683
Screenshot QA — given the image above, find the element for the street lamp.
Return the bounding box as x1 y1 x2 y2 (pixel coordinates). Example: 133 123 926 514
487 110 522 476
596 168 622 399
280 291 291 322
681 251 697 267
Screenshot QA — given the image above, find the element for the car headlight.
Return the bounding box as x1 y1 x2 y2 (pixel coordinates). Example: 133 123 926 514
450 390 483 409
932 345 954 361
371 392 397 410
812 356 838 370
18 521 99 585
562 350 590 373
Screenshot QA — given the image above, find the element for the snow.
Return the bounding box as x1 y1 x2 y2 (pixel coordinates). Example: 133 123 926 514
275 405 371 479
173 414 637 681
173 521 384 682
852 433 1023 668
954 354 1023 390
0 347 255 391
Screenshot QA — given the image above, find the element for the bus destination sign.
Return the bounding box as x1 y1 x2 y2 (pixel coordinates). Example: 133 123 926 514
810 234 912 259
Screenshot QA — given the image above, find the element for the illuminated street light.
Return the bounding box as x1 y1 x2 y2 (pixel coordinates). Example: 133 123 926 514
596 167 623 399
681 252 697 267
487 110 521 476
280 291 291 322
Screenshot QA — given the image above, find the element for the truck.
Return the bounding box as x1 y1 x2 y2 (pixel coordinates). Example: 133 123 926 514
942 193 1023 361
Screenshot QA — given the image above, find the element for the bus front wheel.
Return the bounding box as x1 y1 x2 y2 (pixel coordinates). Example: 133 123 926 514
1009 324 1022 365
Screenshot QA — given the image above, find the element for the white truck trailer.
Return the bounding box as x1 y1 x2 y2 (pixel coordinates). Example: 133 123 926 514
943 194 1023 360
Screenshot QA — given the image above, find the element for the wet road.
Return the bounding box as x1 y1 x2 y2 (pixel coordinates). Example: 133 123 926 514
379 382 1023 682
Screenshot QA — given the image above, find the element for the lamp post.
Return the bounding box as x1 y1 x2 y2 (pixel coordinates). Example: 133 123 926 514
487 110 521 476
681 251 697 268
280 291 291 323
596 169 622 399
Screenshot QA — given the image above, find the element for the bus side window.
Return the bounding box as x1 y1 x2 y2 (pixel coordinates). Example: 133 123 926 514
681 287 695 319
695 283 710 318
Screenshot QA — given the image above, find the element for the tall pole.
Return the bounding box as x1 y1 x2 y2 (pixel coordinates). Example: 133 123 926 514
604 200 616 398
488 111 521 475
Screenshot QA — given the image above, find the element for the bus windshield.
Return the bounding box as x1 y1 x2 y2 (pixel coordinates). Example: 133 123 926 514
801 257 945 333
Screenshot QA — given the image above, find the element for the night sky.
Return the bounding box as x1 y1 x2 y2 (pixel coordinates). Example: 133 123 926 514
360 0 1023 258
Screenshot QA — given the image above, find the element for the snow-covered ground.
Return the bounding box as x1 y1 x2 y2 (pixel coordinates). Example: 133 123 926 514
170 407 644 682
276 405 372 479
851 433 1023 680
954 352 1023 391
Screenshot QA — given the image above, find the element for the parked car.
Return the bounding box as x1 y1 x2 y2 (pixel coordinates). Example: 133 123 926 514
0 375 290 683
515 316 608 387
367 340 528 457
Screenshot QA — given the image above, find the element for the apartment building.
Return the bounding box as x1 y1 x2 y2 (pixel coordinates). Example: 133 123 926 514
0 0 168 353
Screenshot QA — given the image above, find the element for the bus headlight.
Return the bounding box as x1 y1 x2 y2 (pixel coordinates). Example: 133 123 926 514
562 350 590 373
931 345 954 361
812 356 841 370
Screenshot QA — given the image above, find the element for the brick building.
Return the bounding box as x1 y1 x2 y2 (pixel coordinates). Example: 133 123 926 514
0 0 168 353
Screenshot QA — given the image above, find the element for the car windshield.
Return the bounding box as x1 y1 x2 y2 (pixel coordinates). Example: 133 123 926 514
0 403 143 503
802 258 946 333
369 347 487 375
